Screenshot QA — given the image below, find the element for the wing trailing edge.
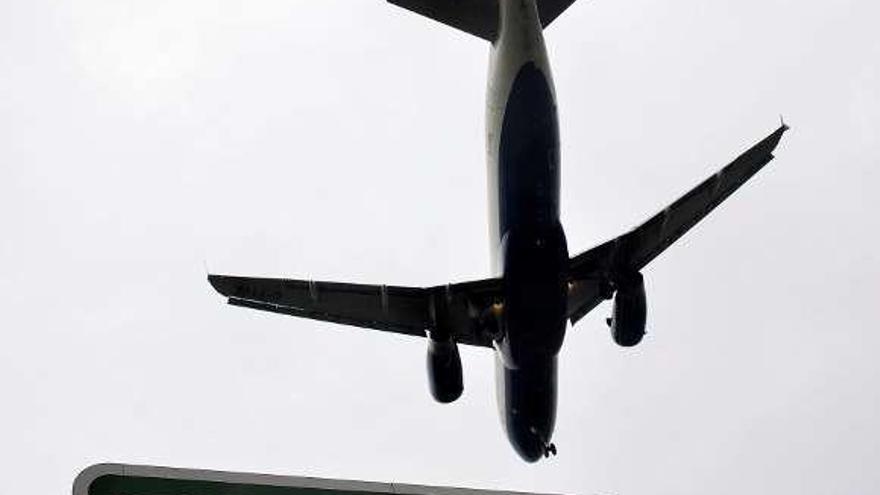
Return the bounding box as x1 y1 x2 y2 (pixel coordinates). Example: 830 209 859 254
208 274 501 348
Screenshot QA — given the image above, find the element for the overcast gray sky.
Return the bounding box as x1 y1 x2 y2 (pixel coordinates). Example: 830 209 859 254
2 0 879 494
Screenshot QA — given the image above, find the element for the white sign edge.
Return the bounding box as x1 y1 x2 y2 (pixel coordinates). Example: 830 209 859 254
73 463 566 495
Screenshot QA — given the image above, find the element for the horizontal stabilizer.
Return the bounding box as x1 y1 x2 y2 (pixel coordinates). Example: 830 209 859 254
387 0 580 41
536 0 579 29
387 0 498 41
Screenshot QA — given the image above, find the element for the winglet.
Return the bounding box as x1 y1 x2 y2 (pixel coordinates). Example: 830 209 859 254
757 119 789 156
207 273 231 298
780 114 789 132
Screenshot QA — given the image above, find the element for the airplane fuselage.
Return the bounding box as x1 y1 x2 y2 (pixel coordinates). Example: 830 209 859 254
487 0 568 461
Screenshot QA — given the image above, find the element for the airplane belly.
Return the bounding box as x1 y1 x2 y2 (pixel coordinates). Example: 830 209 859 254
497 61 560 235
498 223 568 367
495 354 558 462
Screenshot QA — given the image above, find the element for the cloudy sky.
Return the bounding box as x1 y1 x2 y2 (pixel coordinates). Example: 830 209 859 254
2 0 878 494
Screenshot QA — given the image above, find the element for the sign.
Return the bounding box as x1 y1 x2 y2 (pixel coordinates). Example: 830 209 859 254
74 464 560 495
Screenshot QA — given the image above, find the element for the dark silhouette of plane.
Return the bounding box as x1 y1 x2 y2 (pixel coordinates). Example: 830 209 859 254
208 0 787 462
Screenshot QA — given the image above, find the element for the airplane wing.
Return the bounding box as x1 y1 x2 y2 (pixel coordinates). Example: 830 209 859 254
567 123 789 324
208 274 501 348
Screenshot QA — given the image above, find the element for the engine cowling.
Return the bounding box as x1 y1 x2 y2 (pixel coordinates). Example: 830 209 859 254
609 271 647 347
426 336 463 403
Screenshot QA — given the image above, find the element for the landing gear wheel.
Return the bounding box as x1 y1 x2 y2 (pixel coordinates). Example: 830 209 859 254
542 442 557 458
549 443 557 456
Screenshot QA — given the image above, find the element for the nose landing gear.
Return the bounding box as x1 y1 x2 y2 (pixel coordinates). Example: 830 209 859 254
530 426 557 458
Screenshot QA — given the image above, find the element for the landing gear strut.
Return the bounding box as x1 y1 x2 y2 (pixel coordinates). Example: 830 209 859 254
529 426 558 459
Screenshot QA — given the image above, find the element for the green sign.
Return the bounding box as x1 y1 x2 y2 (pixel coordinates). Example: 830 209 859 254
74 464 559 495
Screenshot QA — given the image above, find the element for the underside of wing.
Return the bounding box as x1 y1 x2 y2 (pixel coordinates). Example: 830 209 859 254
208 274 500 348
567 123 789 324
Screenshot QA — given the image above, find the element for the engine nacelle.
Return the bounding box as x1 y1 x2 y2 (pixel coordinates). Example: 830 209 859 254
609 271 647 347
426 335 463 403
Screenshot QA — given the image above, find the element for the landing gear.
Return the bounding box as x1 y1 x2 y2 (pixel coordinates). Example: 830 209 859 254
529 426 558 459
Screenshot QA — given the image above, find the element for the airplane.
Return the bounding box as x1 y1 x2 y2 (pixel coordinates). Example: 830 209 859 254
208 0 787 462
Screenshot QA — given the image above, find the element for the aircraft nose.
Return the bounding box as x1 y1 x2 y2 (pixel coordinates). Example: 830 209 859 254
507 425 551 462
512 439 544 463
497 357 558 462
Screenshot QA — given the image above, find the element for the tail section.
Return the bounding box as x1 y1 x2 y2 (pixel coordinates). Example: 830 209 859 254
387 0 498 41
536 0 579 29
387 0 579 42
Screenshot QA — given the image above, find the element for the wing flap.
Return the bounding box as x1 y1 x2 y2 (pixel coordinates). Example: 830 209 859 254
208 274 500 347
227 297 423 336
209 275 428 336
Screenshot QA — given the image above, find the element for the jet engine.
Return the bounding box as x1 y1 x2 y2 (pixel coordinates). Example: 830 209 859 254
426 335 463 403
608 271 647 347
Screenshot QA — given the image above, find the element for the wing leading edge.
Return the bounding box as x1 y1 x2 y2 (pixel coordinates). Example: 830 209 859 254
567 123 789 324
208 274 501 348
